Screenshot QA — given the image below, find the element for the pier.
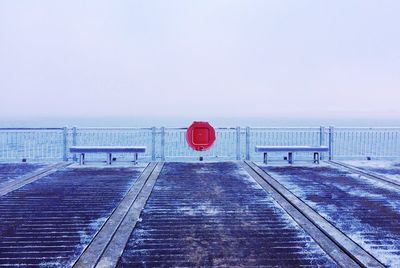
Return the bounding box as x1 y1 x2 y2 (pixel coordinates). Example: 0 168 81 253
0 127 399 267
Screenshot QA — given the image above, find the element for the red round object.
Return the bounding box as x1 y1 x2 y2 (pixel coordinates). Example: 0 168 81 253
186 121 216 151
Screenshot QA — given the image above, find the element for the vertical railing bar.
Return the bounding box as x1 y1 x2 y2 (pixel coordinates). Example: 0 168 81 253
392 131 396 158
375 130 379 158
319 126 325 160
372 130 376 157
363 130 367 158
376 130 379 157
151 127 156 161
374 130 385 157
329 126 334 160
245 127 250 160
368 130 372 158
345 130 348 158
386 131 390 158
367 130 371 158
72 127 77 162
62 127 68 161
396 131 399 159
393 130 397 158
357 130 361 158
386 131 390 157
364 130 371 156
236 127 241 160
342 129 345 158
357 129 360 158
382 130 386 158
161 127 165 161
382 131 387 158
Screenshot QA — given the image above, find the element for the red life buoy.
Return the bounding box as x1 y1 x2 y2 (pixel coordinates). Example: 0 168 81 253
186 121 216 151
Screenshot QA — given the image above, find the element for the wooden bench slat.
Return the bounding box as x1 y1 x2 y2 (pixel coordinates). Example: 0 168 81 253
69 146 146 165
70 146 146 153
255 146 328 164
255 146 328 152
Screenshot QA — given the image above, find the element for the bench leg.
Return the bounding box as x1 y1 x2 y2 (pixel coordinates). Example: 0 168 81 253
263 153 268 164
133 153 138 165
314 152 320 164
79 153 85 165
288 152 293 164
107 153 112 165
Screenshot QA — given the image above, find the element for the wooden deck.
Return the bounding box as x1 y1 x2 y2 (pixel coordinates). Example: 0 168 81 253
0 161 398 267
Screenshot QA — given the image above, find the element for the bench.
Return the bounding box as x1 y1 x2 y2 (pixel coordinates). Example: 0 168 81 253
255 146 329 164
70 146 146 165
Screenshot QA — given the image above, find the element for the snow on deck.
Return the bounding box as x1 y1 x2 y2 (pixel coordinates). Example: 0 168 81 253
262 163 400 267
118 162 337 267
343 160 400 183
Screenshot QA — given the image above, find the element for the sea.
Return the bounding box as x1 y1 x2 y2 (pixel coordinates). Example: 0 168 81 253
1 116 400 128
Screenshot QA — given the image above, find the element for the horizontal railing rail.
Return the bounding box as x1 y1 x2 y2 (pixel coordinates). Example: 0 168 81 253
0 126 399 162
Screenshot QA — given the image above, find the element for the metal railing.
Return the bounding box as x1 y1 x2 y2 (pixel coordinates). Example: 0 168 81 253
0 126 399 162
332 127 400 159
0 128 65 161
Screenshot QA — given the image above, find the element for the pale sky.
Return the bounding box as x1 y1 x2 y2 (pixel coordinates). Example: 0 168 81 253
0 1 399 119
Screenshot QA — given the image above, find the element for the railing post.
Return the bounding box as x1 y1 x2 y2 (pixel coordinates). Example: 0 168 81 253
319 126 325 160
246 127 250 160
236 127 241 160
72 126 77 162
319 126 325 146
62 127 68 161
329 126 334 160
151 127 156 161
161 127 165 161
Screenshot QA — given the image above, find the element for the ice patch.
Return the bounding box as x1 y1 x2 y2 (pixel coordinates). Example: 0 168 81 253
344 160 396 169
195 166 210 174
75 216 109 251
238 172 264 190
343 160 400 183
178 202 221 216
348 232 400 268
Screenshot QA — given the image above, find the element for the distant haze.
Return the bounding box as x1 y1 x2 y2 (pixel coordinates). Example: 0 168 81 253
0 1 399 120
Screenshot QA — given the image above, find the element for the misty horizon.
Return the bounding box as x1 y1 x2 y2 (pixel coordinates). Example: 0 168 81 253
1 115 400 128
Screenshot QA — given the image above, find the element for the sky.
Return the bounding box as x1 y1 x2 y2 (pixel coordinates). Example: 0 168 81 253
0 0 399 120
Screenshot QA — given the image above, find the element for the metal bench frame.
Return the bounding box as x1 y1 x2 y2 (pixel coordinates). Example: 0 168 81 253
70 146 146 165
255 146 329 164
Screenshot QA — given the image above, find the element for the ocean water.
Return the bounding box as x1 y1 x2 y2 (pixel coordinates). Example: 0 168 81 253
1 116 400 128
